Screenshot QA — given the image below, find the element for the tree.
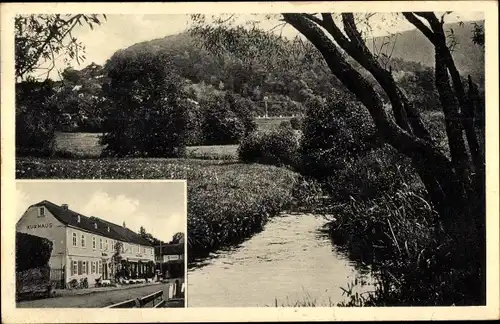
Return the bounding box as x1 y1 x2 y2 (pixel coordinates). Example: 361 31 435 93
170 232 185 244
15 14 106 80
101 50 189 157
191 12 485 303
112 241 123 279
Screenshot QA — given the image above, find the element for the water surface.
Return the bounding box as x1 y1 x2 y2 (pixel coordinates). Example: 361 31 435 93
188 213 372 307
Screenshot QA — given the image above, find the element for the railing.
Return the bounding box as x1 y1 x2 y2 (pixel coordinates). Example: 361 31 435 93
106 280 184 308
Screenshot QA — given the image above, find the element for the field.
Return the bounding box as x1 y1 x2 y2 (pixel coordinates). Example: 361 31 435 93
54 132 239 159
53 117 292 159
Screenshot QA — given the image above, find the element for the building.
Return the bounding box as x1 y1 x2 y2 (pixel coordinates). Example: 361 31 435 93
155 243 185 278
16 200 155 288
155 243 184 263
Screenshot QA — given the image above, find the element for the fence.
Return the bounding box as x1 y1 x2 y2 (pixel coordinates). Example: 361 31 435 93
50 267 65 289
106 279 185 308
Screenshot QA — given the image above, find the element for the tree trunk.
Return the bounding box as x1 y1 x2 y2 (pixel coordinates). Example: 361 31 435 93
283 13 481 242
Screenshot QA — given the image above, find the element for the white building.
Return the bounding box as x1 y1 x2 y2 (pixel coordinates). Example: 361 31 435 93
16 200 155 288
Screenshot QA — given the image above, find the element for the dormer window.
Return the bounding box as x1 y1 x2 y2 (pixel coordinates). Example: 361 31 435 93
107 226 110 232
38 207 45 217
77 215 81 223
94 223 97 229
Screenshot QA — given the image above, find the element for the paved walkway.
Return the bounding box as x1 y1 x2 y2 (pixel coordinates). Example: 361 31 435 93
17 283 174 308
54 281 162 298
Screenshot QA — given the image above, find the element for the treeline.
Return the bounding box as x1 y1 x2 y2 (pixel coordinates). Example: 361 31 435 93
15 31 463 157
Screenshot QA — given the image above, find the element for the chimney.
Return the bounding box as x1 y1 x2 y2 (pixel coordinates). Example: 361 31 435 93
123 221 126 228
61 204 69 210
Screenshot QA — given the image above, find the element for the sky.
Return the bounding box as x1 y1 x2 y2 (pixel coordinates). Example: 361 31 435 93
16 181 186 242
37 12 484 80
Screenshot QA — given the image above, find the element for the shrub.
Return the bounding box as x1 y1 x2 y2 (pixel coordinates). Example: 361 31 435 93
100 50 188 157
200 92 256 145
324 145 420 201
238 126 300 168
202 100 245 145
16 232 53 272
300 94 378 180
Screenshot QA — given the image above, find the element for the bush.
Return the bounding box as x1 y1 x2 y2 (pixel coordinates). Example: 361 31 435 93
324 145 420 201
300 94 378 180
200 92 256 145
238 125 300 168
16 232 53 272
202 99 245 145
100 50 188 157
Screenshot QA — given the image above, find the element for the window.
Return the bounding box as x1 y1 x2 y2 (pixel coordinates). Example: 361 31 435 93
91 261 96 274
92 237 96 249
81 234 86 248
72 261 77 275
105 239 108 251
82 260 87 274
38 207 45 217
72 233 77 247
100 238 103 250
98 260 102 274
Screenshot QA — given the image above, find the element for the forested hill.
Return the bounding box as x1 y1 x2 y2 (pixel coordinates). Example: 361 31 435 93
53 19 484 124
368 20 485 81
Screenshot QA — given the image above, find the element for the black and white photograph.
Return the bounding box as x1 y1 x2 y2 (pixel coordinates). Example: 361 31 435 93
2 1 499 322
15 180 186 308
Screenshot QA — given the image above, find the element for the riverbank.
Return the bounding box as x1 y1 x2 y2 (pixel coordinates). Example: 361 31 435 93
315 185 485 306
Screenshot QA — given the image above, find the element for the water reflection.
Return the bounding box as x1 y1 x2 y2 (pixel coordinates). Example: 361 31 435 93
187 213 373 307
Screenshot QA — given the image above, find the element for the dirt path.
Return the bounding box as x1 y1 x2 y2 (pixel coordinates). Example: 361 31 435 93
17 283 172 308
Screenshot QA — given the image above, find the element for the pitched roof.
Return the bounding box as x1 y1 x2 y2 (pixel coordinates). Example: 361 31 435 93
155 243 184 256
31 200 153 247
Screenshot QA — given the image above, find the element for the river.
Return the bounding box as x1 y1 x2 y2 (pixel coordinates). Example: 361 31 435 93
187 213 373 307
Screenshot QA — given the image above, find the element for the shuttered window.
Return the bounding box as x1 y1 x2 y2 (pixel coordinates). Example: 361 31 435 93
82 260 87 274
72 261 77 275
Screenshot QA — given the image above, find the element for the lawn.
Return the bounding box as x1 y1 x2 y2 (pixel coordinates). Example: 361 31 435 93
16 157 304 261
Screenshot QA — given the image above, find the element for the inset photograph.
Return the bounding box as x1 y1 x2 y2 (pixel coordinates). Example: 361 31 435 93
15 180 186 308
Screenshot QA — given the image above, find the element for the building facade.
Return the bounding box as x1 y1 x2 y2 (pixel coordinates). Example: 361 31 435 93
16 200 155 288
154 243 185 279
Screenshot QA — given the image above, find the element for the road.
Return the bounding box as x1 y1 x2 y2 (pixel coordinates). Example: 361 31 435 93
17 283 175 308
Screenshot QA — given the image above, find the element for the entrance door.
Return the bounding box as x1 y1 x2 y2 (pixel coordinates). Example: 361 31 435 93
102 260 108 280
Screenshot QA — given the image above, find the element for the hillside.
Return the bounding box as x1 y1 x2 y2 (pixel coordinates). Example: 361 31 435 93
368 20 484 81
43 19 484 127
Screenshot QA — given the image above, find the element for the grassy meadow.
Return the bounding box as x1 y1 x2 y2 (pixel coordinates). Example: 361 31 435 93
52 117 292 159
